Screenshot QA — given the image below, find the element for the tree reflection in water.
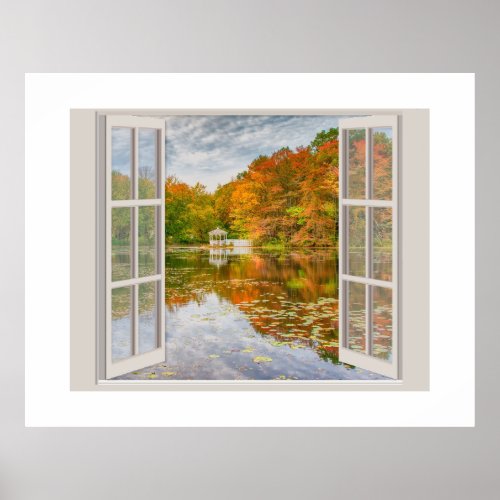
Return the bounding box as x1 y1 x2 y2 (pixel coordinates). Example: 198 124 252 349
113 247 389 380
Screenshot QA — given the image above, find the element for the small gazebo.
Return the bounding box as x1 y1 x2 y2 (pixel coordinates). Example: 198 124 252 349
208 227 228 246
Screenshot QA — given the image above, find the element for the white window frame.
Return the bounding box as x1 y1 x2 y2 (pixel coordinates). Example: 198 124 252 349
69 108 429 391
104 115 166 379
339 115 399 379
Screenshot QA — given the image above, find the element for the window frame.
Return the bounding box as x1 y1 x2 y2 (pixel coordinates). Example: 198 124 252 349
69 108 429 391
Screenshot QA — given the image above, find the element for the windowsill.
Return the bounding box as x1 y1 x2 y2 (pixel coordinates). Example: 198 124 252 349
96 378 404 390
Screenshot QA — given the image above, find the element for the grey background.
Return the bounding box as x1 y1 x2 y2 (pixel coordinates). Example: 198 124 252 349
0 0 497 499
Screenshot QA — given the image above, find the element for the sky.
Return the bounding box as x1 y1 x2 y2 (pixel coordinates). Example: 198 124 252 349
164 115 351 192
111 115 359 192
112 127 157 182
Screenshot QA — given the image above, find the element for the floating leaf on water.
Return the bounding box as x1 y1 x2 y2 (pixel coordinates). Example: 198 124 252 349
253 356 273 363
147 373 157 379
208 354 220 359
161 371 177 377
322 341 339 347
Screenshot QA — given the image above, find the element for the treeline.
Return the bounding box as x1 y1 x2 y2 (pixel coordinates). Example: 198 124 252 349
166 128 340 247
114 127 392 248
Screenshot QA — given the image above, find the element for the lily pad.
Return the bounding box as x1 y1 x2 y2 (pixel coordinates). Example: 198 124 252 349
253 356 273 363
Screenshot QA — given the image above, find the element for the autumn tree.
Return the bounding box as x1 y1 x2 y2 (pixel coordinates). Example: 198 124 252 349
214 182 235 233
310 127 338 152
163 127 345 247
165 176 194 243
186 182 217 242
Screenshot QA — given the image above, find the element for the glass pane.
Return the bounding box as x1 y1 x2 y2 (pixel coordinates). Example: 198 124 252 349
112 286 132 361
372 127 392 200
138 128 158 199
347 129 366 199
139 206 157 277
111 127 132 200
139 281 158 354
373 207 392 281
372 286 392 361
347 281 366 352
112 207 132 281
348 206 365 277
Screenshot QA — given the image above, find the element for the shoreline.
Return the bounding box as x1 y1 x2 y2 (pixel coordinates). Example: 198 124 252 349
166 244 339 250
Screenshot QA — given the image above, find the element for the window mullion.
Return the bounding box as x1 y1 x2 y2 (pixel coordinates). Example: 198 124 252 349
132 128 139 355
341 129 348 349
365 128 373 356
156 129 163 349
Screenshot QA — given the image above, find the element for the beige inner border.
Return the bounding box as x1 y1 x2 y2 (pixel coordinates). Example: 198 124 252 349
70 109 429 391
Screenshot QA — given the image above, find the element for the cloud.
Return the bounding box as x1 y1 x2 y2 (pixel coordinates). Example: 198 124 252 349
112 115 358 191
111 127 132 174
163 115 355 191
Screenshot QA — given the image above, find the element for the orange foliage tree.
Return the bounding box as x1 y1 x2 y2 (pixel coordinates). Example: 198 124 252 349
215 128 340 246
167 127 345 247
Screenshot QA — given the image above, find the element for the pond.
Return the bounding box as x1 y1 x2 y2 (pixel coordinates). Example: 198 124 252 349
114 247 388 381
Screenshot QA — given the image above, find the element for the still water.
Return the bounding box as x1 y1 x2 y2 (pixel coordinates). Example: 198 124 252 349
114 247 387 381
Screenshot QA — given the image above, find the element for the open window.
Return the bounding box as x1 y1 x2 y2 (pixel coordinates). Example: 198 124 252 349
89 111 410 384
339 116 399 379
105 115 166 378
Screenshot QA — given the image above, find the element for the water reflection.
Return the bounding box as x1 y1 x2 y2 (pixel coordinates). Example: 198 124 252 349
114 248 388 380
209 248 228 267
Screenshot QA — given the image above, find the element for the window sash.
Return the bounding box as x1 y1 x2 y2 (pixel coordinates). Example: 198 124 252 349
339 116 399 379
104 115 166 379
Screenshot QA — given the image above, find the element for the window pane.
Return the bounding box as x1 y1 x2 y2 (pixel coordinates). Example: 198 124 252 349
112 207 132 281
347 129 366 199
372 207 392 281
111 127 132 200
347 281 366 352
139 206 157 277
372 286 392 361
348 206 365 277
138 128 158 199
372 127 392 200
112 286 132 361
139 281 158 354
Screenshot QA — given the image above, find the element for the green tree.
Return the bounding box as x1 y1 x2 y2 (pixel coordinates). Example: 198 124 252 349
310 128 338 152
165 176 193 244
